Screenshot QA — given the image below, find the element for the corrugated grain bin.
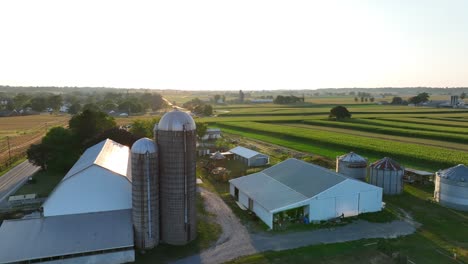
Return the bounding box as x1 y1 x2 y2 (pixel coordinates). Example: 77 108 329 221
131 138 159 250
369 157 404 195
434 164 468 211
156 110 197 245
336 152 368 181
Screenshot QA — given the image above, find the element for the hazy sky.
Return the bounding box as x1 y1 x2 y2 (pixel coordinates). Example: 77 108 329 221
1 0 467 90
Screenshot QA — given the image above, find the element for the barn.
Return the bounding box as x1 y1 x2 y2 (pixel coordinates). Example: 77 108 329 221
229 146 269 167
42 138 132 216
0 139 134 264
229 159 383 229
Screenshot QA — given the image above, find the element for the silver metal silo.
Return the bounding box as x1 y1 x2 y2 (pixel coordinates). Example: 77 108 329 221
156 110 197 245
336 152 368 181
434 164 468 211
369 157 404 195
131 138 159 250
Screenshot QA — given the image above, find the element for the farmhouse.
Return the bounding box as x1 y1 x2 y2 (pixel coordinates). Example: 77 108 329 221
229 158 383 229
229 146 269 167
0 139 134 264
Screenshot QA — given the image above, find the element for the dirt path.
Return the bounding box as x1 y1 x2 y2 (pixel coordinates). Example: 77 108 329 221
173 188 257 264
172 188 417 264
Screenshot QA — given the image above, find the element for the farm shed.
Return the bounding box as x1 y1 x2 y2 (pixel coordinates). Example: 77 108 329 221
229 159 383 229
0 210 134 264
229 146 269 167
404 168 434 184
42 139 132 217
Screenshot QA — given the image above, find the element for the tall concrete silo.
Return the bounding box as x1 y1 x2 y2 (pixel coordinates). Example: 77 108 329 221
434 164 468 211
156 109 197 245
369 157 404 195
131 138 159 250
336 152 368 181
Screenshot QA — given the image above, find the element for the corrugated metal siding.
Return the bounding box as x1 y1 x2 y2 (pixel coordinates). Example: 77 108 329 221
158 130 197 245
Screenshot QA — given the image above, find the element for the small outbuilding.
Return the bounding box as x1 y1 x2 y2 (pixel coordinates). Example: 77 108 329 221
229 146 269 167
229 159 383 229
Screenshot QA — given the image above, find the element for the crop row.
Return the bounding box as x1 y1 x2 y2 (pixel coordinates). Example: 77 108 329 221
216 121 468 170
346 118 468 134
287 119 468 144
378 117 468 128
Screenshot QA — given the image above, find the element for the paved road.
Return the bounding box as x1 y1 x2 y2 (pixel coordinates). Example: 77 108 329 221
173 188 416 264
0 161 40 204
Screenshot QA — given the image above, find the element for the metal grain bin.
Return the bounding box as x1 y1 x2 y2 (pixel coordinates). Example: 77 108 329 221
156 110 197 245
434 164 468 211
369 157 404 195
131 138 159 250
336 152 368 181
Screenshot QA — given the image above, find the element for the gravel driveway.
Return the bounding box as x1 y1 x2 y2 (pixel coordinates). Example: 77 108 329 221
172 188 416 264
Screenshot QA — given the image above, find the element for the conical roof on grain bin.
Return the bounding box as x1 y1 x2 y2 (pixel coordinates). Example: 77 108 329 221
337 152 367 163
437 164 468 182
370 157 402 171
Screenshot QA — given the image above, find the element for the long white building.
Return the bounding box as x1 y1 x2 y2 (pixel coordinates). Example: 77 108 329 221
0 139 134 264
229 158 383 229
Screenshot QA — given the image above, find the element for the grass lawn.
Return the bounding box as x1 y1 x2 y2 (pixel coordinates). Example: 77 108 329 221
134 193 222 264
14 170 64 197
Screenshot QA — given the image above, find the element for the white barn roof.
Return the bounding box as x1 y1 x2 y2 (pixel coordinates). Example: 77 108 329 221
0 210 133 263
230 158 379 212
229 146 267 159
64 138 131 181
42 139 132 216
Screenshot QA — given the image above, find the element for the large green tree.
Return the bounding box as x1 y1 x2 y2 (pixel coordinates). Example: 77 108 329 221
69 109 116 143
27 127 80 172
329 106 351 120
129 118 160 138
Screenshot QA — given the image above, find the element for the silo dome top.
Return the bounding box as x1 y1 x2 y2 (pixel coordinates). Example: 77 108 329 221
131 137 157 154
370 157 402 171
157 109 196 131
337 152 367 163
437 164 468 182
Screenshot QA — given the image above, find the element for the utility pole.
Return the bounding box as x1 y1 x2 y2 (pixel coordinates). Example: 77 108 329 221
6 136 11 167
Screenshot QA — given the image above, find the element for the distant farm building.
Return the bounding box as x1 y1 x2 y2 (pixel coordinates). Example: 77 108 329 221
202 128 222 140
229 159 383 229
229 146 269 167
250 98 274 103
434 164 468 211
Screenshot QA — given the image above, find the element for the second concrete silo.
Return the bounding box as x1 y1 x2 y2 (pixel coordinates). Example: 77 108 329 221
131 138 159 250
336 152 368 181
156 109 197 245
369 157 404 195
434 164 468 211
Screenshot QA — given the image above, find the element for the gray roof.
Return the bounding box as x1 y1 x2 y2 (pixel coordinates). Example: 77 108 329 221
263 159 347 197
131 137 157 154
64 139 131 181
337 152 367 163
229 146 268 159
230 159 350 212
0 210 133 263
230 172 308 211
437 164 468 182
157 109 196 131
